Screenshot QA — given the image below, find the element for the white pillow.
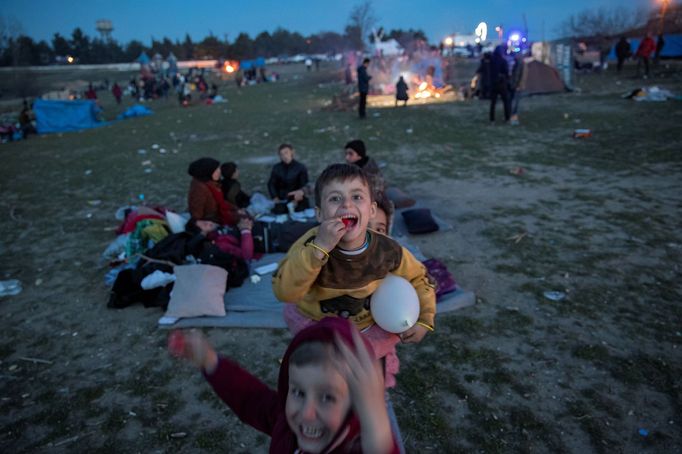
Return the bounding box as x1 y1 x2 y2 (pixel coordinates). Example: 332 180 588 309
165 211 188 234
164 264 227 318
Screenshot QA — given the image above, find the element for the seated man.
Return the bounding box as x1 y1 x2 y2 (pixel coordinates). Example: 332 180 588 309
267 143 310 213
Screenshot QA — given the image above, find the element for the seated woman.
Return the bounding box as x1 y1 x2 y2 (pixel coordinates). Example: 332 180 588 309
187 157 239 226
220 162 251 209
267 143 310 213
344 139 384 194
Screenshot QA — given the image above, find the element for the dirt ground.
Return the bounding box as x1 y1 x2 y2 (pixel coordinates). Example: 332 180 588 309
1 60 681 453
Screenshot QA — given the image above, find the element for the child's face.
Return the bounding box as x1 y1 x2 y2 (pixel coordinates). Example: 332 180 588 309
344 148 361 164
317 177 376 250
286 363 351 453
368 207 388 235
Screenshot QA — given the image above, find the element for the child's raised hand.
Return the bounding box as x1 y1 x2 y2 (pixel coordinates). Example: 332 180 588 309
400 323 428 344
168 329 218 374
314 217 346 253
334 329 394 453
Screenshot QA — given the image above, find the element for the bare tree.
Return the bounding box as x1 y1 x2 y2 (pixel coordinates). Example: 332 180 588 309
560 6 650 38
347 0 378 50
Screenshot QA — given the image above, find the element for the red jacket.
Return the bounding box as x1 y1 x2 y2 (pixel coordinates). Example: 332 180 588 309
187 178 239 226
636 37 656 58
204 318 400 453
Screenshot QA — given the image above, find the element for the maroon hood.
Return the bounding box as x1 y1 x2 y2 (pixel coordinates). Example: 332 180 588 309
272 317 375 453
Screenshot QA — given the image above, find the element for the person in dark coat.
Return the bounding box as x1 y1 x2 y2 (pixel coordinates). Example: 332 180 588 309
475 52 493 99
654 34 665 65
268 144 310 213
220 162 251 209
395 76 408 107
111 83 122 104
357 58 372 119
615 37 632 72
489 45 511 123
344 139 384 195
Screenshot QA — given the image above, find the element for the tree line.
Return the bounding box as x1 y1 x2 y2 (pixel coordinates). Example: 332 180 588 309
0 23 426 66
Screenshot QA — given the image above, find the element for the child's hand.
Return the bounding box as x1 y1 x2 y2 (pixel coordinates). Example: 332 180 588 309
334 329 393 453
168 330 218 374
287 189 305 201
237 217 253 231
400 323 428 344
314 217 346 253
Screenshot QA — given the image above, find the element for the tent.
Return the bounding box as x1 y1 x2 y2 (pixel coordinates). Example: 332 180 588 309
239 57 266 70
521 60 567 95
34 99 104 134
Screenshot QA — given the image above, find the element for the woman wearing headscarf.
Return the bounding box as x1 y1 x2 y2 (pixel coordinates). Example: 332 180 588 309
187 157 239 226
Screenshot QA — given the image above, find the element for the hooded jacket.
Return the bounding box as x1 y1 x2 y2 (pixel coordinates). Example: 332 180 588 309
204 317 400 453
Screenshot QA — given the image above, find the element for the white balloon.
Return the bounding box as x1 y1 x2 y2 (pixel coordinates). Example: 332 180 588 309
370 274 420 333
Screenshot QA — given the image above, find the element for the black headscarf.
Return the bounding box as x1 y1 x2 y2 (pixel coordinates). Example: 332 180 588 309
188 157 220 182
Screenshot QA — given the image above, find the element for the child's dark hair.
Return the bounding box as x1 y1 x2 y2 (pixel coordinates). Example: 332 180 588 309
314 163 372 208
278 143 293 153
374 190 394 220
221 162 237 180
184 217 201 235
289 341 337 369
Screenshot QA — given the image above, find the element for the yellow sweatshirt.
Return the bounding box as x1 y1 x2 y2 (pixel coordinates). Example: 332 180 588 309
273 227 436 330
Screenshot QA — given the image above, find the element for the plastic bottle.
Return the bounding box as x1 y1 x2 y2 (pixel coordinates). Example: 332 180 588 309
0 279 22 296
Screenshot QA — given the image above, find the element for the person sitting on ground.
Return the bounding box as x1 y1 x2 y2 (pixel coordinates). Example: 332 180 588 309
190 217 255 261
344 139 384 195
18 100 36 138
170 317 399 453
220 162 251 209
268 143 310 213
187 157 239 226
273 164 437 388
395 76 409 107
368 191 394 236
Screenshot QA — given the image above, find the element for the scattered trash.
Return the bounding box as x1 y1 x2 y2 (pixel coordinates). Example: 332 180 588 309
573 129 592 139
563 113 569 119
250 274 262 284
137 149 147 155
543 291 566 301
0 279 22 296
509 167 525 176
159 148 167 154
85 213 93 219
151 144 159 149
306 109 312 114
84 170 92 176
35 278 43 286
406 128 413 134
507 232 527 243
638 428 649 437
290 126 299 131
141 160 152 166
372 112 381 117
144 168 152 174
87 200 102 206
263 132 269 137
169 432 187 439
138 194 145 202
244 140 250 145
624 86 677 102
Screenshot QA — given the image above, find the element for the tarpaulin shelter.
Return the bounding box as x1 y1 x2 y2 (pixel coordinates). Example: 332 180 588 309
239 57 266 70
521 60 567 95
34 99 104 134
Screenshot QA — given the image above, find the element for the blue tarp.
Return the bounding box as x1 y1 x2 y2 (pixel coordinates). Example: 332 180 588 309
34 99 104 134
116 104 153 120
239 57 266 70
608 34 682 60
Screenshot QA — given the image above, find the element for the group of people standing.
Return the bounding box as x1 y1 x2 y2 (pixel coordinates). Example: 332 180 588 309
615 32 665 78
476 45 526 125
